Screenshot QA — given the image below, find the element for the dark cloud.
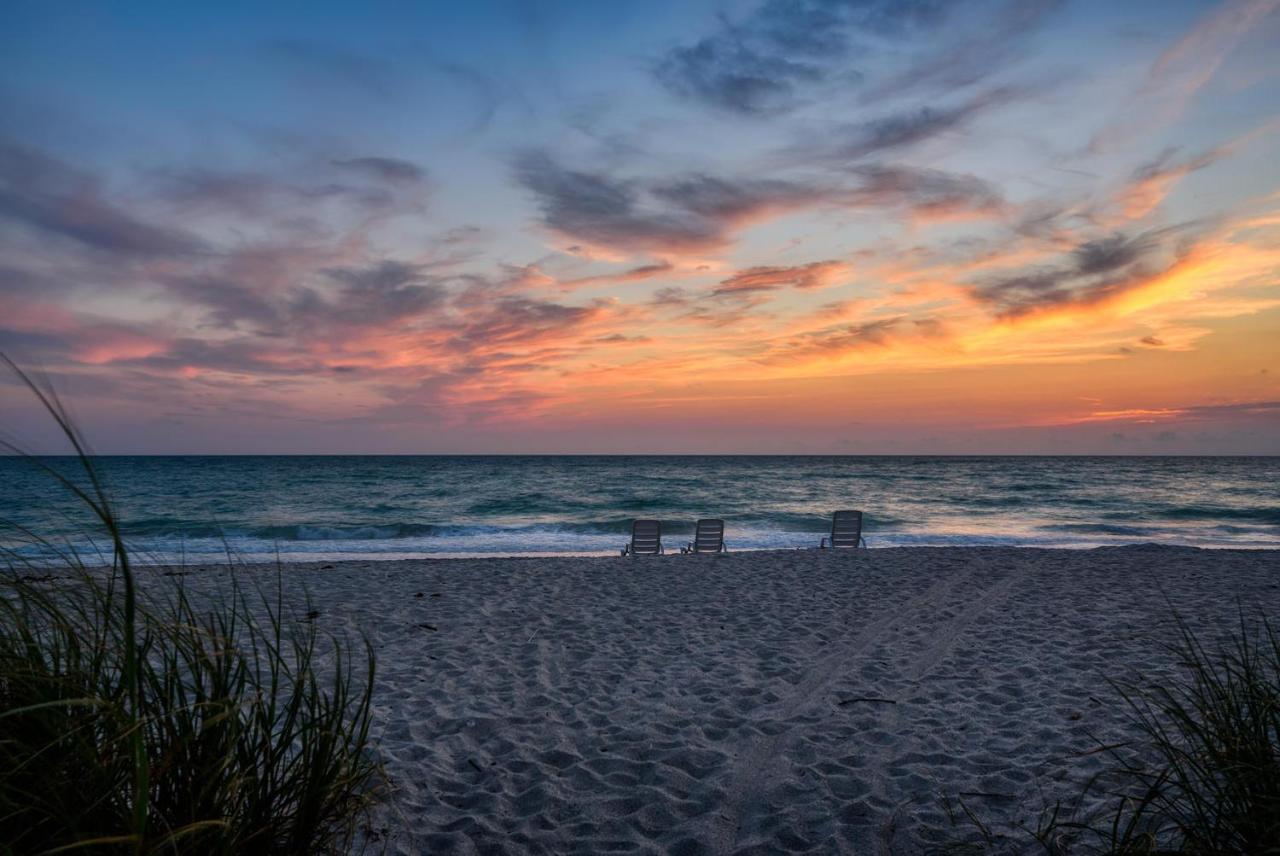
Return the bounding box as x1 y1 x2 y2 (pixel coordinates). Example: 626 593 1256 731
713 260 846 296
332 156 427 185
1130 146 1222 186
312 261 447 327
514 152 716 253
972 230 1165 317
764 316 904 362
1183 400 1280 418
592 333 651 344
563 260 674 289
0 264 71 296
973 269 1069 314
655 0 954 114
446 296 604 352
157 260 448 338
621 261 673 278
516 152 1003 255
514 152 826 254
118 336 299 377
655 38 824 116
913 317 946 338
651 286 692 306
848 165 1004 217
150 166 404 218
649 173 822 220
162 275 284 331
796 87 1018 162
1073 233 1154 275
1113 144 1230 215
0 139 205 257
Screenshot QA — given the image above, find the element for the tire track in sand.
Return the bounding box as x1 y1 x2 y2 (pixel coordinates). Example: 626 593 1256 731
711 561 1016 854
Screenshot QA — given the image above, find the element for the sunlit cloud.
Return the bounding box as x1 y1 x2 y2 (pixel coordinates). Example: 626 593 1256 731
1 0 1278 452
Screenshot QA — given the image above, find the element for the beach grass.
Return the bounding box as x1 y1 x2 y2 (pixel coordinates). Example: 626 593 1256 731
937 611 1280 854
0 358 382 854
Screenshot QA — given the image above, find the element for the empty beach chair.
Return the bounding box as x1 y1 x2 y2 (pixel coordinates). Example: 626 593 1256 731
682 518 726 554
821 510 866 548
622 519 663 555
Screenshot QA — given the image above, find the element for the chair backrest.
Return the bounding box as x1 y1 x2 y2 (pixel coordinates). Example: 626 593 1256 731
829 510 863 547
630 519 662 554
691 518 725 553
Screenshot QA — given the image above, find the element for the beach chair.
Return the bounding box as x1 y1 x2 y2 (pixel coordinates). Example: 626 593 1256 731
622 519 663 555
820 510 866 548
682 518 726 554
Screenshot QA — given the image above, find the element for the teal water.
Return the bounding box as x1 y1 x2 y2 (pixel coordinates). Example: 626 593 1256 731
1 456 1277 562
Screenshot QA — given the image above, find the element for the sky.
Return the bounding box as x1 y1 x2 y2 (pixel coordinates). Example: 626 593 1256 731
1 0 1278 454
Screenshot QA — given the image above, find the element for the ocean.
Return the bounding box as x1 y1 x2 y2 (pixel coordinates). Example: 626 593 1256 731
1 456 1277 563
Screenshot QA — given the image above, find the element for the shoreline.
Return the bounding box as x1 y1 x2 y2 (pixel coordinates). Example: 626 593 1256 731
35 542 1280 575
127 545 1280 853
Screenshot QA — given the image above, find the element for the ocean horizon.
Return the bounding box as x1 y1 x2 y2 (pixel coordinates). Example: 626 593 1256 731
4 454 1277 562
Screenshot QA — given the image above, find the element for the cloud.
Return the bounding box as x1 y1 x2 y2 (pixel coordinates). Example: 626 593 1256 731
309 260 448 328
444 295 608 353
1184 399 1280 418
331 156 428 185
513 152 718 254
1115 145 1227 219
713 260 849 296
0 139 205 257
561 260 674 290
861 0 1060 101
592 333 651 344
514 151 828 254
649 173 822 221
1091 0 1279 150
795 87 1018 162
515 151 1010 258
654 0 953 114
1072 233 1155 275
655 36 825 116
651 286 692 307
848 165 1005 220
1064 399 1280 425
162 275 284 332
972 229 1169 318
149 162 423 220
760 316 906 363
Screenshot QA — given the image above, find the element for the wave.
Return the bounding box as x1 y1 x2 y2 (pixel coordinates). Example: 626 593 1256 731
108 514 887 542
1152 505 1280 525
1041 523 1157 536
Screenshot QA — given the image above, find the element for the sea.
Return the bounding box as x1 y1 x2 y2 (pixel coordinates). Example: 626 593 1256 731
1 456 1277 563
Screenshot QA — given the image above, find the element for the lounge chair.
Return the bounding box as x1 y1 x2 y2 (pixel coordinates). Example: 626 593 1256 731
622 519 663 555
682 518 726 554
820 510 866 548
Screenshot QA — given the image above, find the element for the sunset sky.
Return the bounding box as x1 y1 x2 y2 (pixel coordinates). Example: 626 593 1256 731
1 0 1278 453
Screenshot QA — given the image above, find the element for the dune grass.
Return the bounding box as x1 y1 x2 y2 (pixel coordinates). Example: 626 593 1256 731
0 358 381 854
934 611 1280 855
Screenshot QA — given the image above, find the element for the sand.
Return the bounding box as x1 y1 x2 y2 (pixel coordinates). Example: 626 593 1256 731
159 546 1280 854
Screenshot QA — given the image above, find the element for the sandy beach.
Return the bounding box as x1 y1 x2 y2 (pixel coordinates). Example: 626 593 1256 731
153 546 1279 854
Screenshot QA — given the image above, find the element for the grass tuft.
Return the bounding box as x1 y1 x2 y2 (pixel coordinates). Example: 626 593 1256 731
930 611 1280 855
0 357 381 854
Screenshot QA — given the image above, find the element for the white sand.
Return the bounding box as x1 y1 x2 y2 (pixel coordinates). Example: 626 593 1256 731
164 546 1280 853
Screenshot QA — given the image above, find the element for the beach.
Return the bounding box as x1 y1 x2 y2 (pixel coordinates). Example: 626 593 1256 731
152 545 1280 854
